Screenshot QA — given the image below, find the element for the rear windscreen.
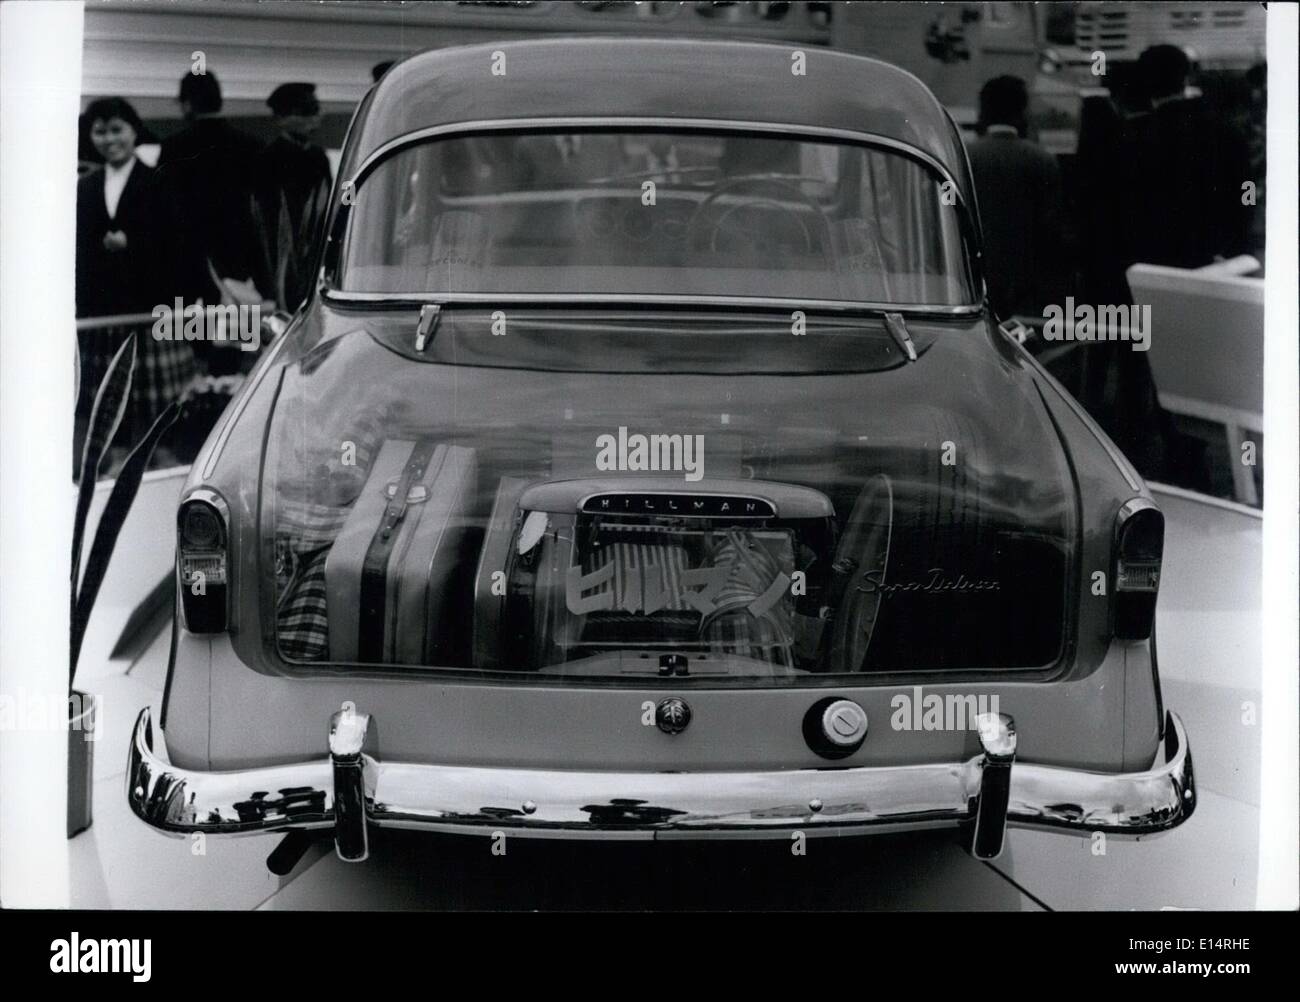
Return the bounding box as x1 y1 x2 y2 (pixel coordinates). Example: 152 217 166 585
340 130 975 305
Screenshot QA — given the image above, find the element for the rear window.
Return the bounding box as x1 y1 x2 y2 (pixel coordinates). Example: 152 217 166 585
339 130 974 305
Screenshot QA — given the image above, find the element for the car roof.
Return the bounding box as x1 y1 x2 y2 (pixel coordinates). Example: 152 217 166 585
346 37 971 192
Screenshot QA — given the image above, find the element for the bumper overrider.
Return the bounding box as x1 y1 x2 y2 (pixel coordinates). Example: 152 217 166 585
127 704 1195 862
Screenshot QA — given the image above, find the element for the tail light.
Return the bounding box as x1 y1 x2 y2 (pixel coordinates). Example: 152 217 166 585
1113 498 1163 640
178 490 230 633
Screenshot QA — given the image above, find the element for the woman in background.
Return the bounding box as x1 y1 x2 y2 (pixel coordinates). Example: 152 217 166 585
76 96 192 467
76 97 173 318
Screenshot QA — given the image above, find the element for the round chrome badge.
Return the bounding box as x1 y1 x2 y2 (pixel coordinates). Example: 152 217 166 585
822 699 869 747
656 697 692 735
803 697 869 759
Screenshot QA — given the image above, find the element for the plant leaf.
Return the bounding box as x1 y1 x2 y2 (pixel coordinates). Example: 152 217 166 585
71 333 136 639
70 396 184 684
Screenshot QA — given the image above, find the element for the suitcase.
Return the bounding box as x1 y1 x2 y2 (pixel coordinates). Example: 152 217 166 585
472 476 529 669
325 439 476 664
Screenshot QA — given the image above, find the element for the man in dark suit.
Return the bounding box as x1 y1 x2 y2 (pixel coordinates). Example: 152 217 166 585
156 71 267 330
252 82 333 310
965 76 1063 320
1119 45 1252 270
1074 92 1132 306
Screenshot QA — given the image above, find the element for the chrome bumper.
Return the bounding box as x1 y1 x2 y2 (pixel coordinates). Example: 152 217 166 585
127 705 1195 862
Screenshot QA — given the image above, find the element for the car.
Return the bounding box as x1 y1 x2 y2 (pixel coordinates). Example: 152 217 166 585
128 37 1194 867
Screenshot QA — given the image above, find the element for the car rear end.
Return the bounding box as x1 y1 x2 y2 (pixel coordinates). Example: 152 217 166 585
130 43 1192 861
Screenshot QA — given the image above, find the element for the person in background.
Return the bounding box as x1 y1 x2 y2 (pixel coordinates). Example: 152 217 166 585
1119 45 1252 270
1074 51 1225 482
252 82 332 311
77 110 106 177
965 75 1063 320
1074 91 1131 306
76 97 174 319
76 97 192 458
156 69 268 373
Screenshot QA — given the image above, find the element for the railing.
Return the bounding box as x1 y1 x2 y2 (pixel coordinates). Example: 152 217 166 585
75 311 158 332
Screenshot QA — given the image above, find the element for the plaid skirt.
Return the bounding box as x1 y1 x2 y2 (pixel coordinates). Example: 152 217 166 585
77 323 196 438
274 499 352 662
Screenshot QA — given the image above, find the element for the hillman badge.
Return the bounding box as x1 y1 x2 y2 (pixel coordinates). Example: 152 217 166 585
655 697 692 735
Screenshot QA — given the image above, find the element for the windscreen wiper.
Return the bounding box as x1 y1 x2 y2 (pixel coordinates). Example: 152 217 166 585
414 303 442 352
883 311 917 363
